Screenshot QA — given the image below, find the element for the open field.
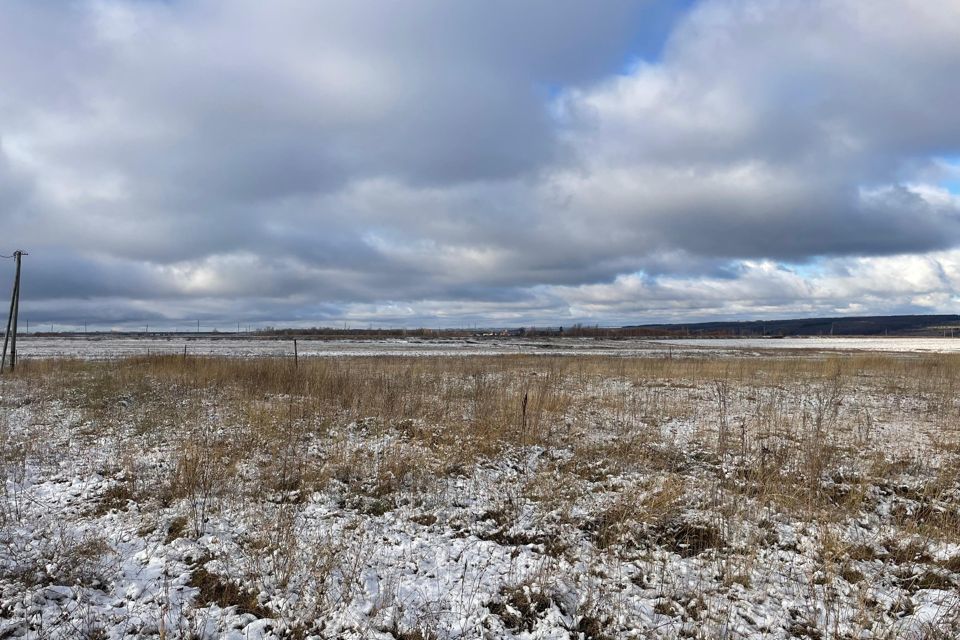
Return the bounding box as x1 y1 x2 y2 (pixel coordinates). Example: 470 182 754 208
2 349 960 639
13 335 960 361
11 336 674 360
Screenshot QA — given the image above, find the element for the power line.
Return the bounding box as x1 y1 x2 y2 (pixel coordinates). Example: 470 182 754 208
1 250 27 373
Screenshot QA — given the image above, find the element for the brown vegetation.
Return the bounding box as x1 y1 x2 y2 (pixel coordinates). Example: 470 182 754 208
2 350 960 638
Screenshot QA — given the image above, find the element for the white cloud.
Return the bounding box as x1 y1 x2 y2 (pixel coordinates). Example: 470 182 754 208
1 0 960 326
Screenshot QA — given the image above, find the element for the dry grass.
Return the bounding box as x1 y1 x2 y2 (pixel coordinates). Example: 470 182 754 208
3 350 960 638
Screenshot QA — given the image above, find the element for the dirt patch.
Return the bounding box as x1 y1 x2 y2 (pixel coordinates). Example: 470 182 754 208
479 527 569 557
897 570 956 593
164 515 189 544
575 614 611 640
650 520 725 558
847 544 881 562
488 586 552 633
584 515 723 557
410 513 438 526
882 538 932 565
91 483 135 515
940 555 960 572
389 627 437 640
188 566 273 618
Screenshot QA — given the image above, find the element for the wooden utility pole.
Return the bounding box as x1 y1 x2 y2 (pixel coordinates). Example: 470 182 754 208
1 250 26 373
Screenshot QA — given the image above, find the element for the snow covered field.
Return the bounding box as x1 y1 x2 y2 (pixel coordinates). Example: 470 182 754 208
13 336 671 360
2 352 959 639
659 337 960 354
13 335 960 361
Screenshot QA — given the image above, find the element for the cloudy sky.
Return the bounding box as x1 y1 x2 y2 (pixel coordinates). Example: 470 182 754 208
2 0 960 329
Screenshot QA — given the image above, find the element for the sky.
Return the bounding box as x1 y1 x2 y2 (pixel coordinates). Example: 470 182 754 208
2 0 960 330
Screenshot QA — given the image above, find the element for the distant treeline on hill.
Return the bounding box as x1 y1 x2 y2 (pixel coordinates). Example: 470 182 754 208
259 327 673 338
254 325 692 339
629 314 960 337
252 315 960 338
23 314 960 339
254 327 466 338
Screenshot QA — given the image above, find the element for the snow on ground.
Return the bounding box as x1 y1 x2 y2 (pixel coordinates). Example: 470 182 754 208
659 337 960 353
1 352 959 639
14 335 960 362
15 337 670 360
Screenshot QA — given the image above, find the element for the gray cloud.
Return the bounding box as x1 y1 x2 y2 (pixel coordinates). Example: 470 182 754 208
2 0 960 327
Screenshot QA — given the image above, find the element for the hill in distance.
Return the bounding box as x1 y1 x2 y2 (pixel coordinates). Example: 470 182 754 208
629 314 960 337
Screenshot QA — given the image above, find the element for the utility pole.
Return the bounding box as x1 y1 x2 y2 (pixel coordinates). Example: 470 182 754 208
1 250 26 373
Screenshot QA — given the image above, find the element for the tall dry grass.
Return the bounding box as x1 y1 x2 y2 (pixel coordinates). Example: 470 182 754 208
3 350 960 637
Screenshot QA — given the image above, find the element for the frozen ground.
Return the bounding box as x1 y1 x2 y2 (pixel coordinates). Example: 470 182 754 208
1 353 959 639
12 335 960 361
14 336 669 359
659 337 960 353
